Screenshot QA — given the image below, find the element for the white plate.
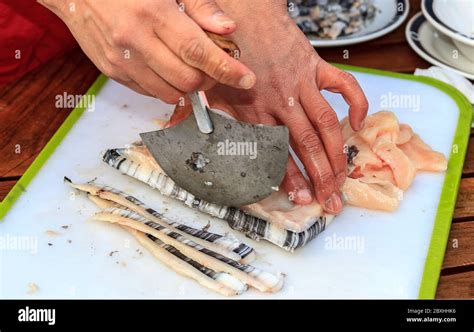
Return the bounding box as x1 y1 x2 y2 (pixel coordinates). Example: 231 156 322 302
452 38 474 62
422 0 474 47
302 0 409 47
405 12 474 80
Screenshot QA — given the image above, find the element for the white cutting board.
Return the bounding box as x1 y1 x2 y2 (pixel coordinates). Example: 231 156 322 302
0 70 462 299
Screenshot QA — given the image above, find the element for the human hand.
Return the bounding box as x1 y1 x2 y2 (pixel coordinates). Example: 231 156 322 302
169 5 368 214
38 0 256 103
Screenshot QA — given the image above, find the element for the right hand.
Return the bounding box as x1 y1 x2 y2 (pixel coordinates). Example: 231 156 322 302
38 0 256 103
167 8 368 214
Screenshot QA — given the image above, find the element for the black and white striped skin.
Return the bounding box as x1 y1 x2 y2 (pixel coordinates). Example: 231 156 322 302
95 208 284 292
112 206 275 291
66 177 284 291
65 176 254 263
125 227 243 297
100 177 254 262
142 202 254 262
102 147 334 251
104 207 257 271
147 234 215 278
223 206 329 251
144 234 248 295
87 193 248 295
86 191 283 292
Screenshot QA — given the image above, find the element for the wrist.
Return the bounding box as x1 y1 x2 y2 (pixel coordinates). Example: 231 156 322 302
37 0 76 18
215 0 288 18
215 0 301 67
215 0 289 34
37 0 63 10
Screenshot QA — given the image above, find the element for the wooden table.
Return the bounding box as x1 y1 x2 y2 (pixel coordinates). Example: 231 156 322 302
0 0 472 298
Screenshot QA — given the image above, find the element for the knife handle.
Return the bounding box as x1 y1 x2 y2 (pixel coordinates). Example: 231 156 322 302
189 32 240 135
189 91 213 134
205 31 241 60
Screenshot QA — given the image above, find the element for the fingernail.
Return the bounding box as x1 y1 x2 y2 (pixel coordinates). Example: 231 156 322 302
325 192 343 214
213 12 235 29
239 74 255 89
296 189 313 204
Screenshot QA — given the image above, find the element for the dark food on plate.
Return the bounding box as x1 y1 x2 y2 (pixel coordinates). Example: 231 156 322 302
289 0 377 39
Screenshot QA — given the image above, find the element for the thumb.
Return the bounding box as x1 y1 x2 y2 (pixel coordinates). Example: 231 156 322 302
181 0 236 34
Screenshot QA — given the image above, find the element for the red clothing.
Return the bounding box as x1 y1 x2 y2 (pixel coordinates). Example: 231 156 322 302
0 0 77 85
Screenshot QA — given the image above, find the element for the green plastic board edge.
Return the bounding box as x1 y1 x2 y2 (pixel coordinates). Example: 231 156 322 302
335 64 472 299
0 74 108 220
0 64 471 299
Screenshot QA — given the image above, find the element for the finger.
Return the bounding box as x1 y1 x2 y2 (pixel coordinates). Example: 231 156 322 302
153 3 256 89
281 156 313 205
316 61 369 131
113 77 152 97
84 3 216 93
138 36 217 93
181 0 236 34
281 110 342 214
300 84 347 188
128 66 185 104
